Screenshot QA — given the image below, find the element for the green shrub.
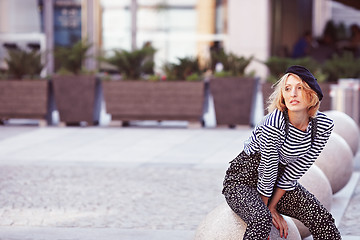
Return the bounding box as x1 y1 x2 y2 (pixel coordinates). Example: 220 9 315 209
4 48 44 79
263 57 322 83
210 49 253 77
148 74 161 82
100 45 156 80
213 71 232 78
163 56 202 81
322 51 360 82
186 72 201 81
54 40 92 75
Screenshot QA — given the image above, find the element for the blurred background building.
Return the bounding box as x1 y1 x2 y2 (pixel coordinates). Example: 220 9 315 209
0 0 360 79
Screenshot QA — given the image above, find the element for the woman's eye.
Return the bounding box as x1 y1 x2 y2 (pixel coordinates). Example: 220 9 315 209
285 87 290 91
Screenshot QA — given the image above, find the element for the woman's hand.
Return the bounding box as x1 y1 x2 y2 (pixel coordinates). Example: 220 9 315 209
267 188 288 238
269 207 288 239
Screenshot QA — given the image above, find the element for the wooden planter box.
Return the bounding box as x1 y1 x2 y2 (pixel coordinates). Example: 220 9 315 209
262 82 332 115
102 81 204 122
210 77 257 126
319 82 331 112
262 82 273 115
0 80 49 122
52 75 99 125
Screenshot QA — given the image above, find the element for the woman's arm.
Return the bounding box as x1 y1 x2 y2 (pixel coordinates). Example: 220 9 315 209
268 188 288 238
268 187 285 209
257 125 283 197
261 194 269 206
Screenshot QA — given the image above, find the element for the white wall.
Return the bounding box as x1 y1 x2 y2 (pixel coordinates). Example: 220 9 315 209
313 0 332 38
0 0 44 72
0 0 40 33
0 0 9 33
331 1 360 27
226 0 271 80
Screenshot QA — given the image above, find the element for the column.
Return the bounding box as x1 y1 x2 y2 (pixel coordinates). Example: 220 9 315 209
44 0 54 75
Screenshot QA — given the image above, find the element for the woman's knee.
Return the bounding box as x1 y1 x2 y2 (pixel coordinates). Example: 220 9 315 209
250 210 272 228
240 205 272 230
224 192 272 226
278 185 341 239
244 211 272 239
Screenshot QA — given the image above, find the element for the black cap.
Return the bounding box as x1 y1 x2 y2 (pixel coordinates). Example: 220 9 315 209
285 65 323 101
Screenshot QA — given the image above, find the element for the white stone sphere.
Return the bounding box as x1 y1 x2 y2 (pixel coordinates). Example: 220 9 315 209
194 202 301 240
314 131 354 194
291 164 333 238
324 110 360 155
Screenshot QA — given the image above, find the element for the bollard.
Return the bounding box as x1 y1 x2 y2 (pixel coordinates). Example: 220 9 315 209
291 164 333 238
194 202 301 240
314 132 354 194
324 110 360 155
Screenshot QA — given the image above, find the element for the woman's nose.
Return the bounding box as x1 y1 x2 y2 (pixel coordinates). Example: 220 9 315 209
291 88 297 96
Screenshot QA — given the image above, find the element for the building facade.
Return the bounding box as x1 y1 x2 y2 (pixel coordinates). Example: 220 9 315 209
0 0 359 79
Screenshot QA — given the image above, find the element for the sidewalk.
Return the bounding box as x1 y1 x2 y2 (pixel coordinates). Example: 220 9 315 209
0 124 359 240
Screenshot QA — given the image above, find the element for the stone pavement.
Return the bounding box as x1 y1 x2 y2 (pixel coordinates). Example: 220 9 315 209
0 124 359 240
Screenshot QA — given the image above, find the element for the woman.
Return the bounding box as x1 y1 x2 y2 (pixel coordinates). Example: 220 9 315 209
222 65 341 239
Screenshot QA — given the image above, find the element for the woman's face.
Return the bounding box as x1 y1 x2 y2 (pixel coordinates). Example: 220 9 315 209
282 74 310 114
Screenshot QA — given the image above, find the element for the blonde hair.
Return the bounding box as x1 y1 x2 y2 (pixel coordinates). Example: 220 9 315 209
267 73 320 118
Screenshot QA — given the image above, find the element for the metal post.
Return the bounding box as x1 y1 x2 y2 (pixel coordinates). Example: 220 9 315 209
85 0 96 71
44 0 54 75
131 0 137 50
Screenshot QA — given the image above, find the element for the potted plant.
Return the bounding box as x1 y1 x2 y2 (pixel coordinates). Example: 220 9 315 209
0 47 49 125
322 51 360 83
100 46 204 125
262 56 330 113
52 40 100 126
322 51 360 118
209 49 256 127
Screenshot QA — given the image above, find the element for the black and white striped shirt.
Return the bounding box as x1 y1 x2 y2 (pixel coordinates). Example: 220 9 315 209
244 109 334 197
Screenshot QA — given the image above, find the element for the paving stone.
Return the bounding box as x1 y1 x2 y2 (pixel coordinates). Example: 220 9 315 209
0 164 224 230
339 177 360 235
0 126 359 240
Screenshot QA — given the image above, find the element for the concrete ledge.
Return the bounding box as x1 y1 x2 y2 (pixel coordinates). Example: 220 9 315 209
0 227 194 240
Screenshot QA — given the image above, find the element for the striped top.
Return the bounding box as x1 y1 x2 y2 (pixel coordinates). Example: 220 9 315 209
243 109 334 197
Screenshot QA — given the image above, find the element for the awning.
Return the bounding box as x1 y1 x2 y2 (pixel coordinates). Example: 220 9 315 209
332 0 360 10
